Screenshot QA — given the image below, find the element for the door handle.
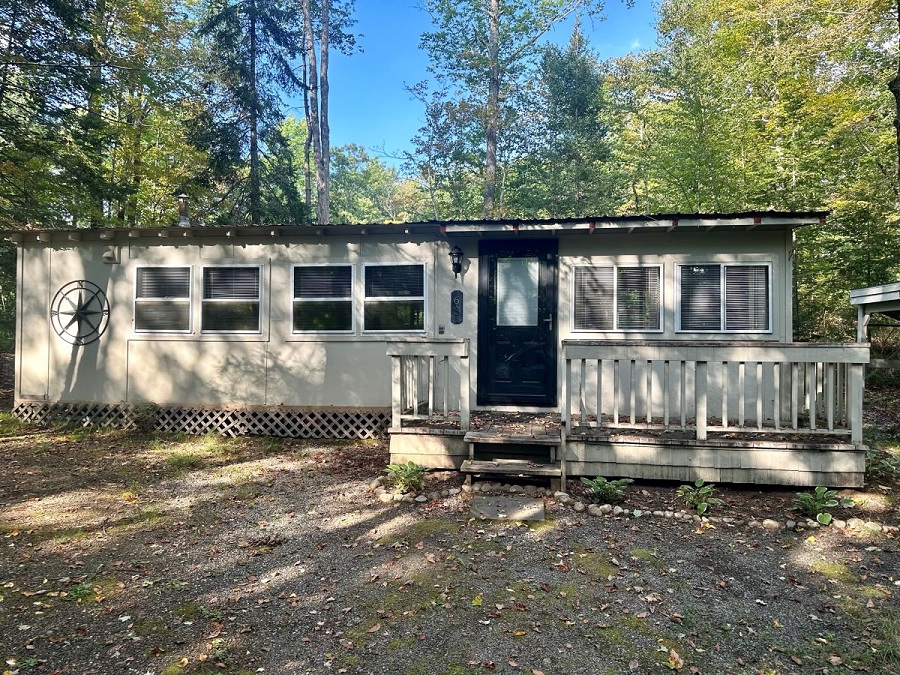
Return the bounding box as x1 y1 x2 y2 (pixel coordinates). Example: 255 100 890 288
543 314 553 324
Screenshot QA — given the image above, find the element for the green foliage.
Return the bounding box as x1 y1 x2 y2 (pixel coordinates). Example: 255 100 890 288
384 461 426 494
580 476 633 504
676 479 724 515
866 445 900 484
793 486 854 525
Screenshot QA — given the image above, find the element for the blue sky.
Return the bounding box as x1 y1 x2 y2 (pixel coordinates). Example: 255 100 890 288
314 1 658 163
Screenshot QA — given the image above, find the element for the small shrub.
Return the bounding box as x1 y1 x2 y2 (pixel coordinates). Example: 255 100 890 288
676 479 724 515
793 486 853 525
384 461 426 494
580 476 633 504
866 446 900 484
129 403 159 433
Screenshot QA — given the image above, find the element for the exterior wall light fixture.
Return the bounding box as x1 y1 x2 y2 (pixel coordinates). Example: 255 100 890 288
449 245 464 278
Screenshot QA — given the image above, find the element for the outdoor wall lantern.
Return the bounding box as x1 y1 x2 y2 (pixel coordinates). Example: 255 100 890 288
449 245 464 278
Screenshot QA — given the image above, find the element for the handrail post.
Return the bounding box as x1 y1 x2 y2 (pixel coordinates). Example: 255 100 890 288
390 355 402 429
459 352 471 431
849 363 864 443
695 361 708 441
564 357 572 432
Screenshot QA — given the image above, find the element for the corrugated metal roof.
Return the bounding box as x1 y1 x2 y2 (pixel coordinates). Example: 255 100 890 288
1 209 828 243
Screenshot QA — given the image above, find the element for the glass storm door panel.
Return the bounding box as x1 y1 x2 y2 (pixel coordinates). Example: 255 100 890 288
477 240 558 406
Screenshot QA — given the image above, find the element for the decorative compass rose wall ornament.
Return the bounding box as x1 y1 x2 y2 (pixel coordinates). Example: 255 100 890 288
50 280 110 346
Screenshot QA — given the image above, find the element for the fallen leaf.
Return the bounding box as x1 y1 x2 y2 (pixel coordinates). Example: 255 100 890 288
178 657 189 668
472 595 483 607
367 623 381 633
828 655 843 666
532 670 546 675
666 649 683 670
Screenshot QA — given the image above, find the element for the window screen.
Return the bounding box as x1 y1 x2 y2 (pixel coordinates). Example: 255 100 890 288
135 267 191 332
364 264 425 331
293 266 353 332
573 265 660 331
678 264 770 332
202 267 261 332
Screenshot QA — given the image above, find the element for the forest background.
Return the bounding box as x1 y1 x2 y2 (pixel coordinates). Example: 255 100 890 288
0 0 898 350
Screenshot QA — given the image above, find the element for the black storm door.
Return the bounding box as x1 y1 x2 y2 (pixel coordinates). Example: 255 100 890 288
477 239 558 406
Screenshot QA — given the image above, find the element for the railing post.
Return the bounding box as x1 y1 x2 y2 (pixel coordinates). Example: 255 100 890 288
695 361 708 441
849 363 864 443
390 355 402 429
459 353 470 431
564 357 572 432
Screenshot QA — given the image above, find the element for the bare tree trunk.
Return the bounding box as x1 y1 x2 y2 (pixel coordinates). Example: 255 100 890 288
318 0 330 225
483 0 500 219
301 49 313 214
889 0 900 200
248 0 261 224
301 0 324 225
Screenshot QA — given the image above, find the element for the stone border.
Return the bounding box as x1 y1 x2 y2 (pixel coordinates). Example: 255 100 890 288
368 476 899 536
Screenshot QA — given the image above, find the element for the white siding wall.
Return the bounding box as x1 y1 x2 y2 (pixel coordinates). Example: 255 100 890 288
15 229 792 409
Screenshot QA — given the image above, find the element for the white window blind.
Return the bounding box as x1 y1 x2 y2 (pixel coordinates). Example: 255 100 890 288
134 267 191 332
678 264 770 332
293 266 353 332
725 265 769 331
617 267 661 330
679 265 721 331
574 267 614 330
202 267 261 332
574 265 660 331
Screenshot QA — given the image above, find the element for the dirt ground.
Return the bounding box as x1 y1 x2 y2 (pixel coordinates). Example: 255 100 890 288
0 376 899 675
0 407 898 675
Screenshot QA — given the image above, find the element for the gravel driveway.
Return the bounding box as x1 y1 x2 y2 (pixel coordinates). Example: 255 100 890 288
0 426 898 675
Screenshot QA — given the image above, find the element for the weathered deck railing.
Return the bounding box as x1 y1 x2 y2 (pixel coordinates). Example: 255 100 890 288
386 338 470 430
563 341 869 443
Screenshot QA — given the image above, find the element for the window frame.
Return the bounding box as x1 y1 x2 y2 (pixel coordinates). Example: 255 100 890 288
570 263 664 333
200 264 264 334
291 263 355 334
361 262 427 334
675 262 773 334
133 265 193 334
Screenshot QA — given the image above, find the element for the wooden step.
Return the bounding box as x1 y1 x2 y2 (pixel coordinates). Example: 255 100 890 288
464 431 562 446
460 459 562 477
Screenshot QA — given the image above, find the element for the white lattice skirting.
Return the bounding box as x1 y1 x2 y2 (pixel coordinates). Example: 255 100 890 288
12 402 390 439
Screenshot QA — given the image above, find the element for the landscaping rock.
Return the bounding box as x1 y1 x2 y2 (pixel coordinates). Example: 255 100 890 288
441 490 450 498
587 505 604 517
368 478 384 491
847 517 866 530
378 493 394 503
573 501 585 513
402 496 414 503
653 511 664 517
461 484 471 493
831 518 846 529
762 519 780 530
612 506 624 516
449 488 461 496
664 511 674 519
393 493 405 502
509 485 523 494
427 492 440 500
864 521 883 533
786 520 796 531
600 504 613 514
415 495 429 503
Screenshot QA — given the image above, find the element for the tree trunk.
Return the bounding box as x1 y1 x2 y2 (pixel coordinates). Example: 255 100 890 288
248 0 261 224
301 49 313 213
483 0 501 219
889 0 900 200
87 0 108 227
318 0 330 225
301 0 324 225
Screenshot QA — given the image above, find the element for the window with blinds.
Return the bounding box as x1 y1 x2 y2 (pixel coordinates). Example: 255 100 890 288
573 265 660 331
293 265 353 332
363 264 425 331
201 266 261 332
678 263 770 332
134 266 191 332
